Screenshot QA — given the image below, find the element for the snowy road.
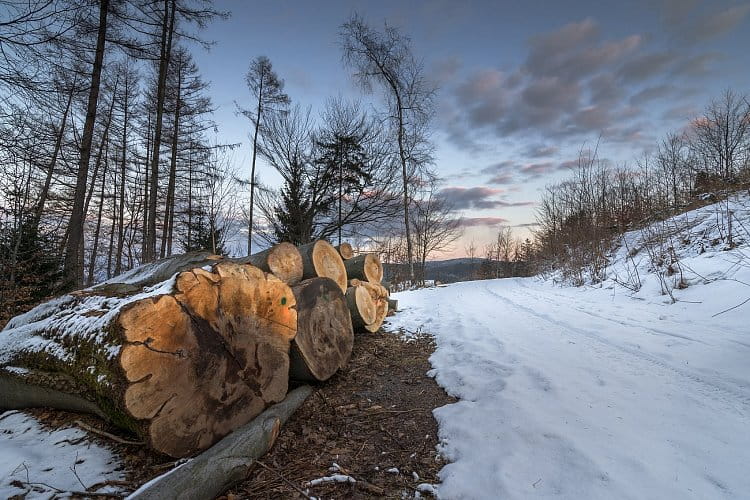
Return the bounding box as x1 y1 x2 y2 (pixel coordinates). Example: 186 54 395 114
389 278 750 499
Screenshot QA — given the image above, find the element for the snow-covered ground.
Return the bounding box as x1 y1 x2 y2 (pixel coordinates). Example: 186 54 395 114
389 194 750 499
0 411 124 498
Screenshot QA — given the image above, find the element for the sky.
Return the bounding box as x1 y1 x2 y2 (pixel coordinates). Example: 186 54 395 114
190 0 750 258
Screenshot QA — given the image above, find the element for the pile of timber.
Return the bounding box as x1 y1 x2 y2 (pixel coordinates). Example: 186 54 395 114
0 239 390 461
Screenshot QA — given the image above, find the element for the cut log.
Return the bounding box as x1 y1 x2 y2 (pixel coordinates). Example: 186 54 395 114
128 386 313 500
0 259 297 458
364 296 389 333
344 253 383 283
289 278 353 382
335 242 354 260
297 240 347 292
238 242 303 285
345 285 377 330
388 298 398 312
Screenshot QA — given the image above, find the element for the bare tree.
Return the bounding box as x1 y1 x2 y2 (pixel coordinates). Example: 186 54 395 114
340 13 435 282
411 179 462 285
238 56 290 254
691 89 750 181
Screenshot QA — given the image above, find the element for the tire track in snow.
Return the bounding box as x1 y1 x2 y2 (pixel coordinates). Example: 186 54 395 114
482 284 750 411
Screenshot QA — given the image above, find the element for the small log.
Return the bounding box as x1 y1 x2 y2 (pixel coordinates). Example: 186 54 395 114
335 242 354 260
289 278 353 382
128 386 313 500
388 298 398 312
0 259 297 458
345 285 377 330
344 253 383 283
238 242 303 285
297 240 347 292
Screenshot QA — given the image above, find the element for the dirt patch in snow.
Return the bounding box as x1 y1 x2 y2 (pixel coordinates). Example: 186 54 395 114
224 329 455 499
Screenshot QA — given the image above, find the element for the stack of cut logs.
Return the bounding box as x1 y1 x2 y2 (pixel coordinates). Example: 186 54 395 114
0 240 389 458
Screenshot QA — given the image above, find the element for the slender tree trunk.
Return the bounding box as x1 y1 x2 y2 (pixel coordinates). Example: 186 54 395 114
161 61 182 258
87 151 109 285
395 95 414 281
187 148 193 250
63 0 109 289
115 75 129 275
106 160 117 278
83 84 118 219
338 160 343 245
145 0 176 262
34 83 75 227
247 73 264 254
142 115 151 259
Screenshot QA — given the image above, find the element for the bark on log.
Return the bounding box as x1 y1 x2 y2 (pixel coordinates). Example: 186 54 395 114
335 242 354 260
345 285 377 330
344 253 383 283
289 278 353 382
238 242 303 285
297 240 347 292
0 260 297 458
128 385 313 500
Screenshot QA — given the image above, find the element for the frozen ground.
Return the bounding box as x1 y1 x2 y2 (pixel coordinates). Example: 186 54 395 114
389 194 750 499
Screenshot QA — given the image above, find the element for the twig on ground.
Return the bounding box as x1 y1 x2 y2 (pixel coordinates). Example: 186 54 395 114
254 460 314 499
74 419 144 445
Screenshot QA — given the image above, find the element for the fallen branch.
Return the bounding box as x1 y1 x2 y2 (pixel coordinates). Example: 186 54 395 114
127 386 313 500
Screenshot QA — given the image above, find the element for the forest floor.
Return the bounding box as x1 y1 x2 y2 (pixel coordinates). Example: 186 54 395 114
224 329 454 499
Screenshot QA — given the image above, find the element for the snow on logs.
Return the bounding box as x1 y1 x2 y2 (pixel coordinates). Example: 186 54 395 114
289 278 353 382
0 259 297 458
0 241 391 460
298 240 348 292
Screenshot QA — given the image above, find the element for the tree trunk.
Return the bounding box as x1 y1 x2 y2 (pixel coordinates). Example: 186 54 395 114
145 0 176 262
247 71 264 255
128 386 312 500
0 259 297 458
335 242 354 260
161 58 182 259
86 156 109 285
63 0 109 288
344 253 383 283
289 278 353 382
34 82 75 228
297 240 347 292
345 285 376 331
239 242 302 285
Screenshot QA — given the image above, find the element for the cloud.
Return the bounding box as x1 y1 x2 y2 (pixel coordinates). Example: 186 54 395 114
617 51 673 82
690 4 750 41
438 186 506 209
456 217 509 227
524 144 559 158
487 172 515 185
438 186 535 210
630 84 679 105
662 1 750 42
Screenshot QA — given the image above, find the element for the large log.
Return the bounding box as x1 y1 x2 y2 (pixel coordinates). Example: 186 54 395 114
128 386 313 500
345 285 377 330
0 260 297 458
289 278 353 382
297 240 347 292
348 280 389 332
344 253 383 283
238 242 303 285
